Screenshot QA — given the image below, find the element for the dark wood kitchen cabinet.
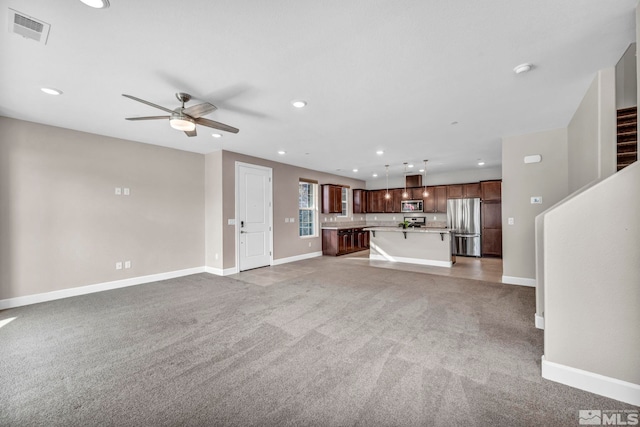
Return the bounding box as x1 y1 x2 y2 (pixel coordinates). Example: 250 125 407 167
353 189 367 214
481 181 502 257
423 186 447 213
367 189 385 213
321 184 342 214
322 227 370 256
387 189 403 213
481 180 502 201
448 183 481 199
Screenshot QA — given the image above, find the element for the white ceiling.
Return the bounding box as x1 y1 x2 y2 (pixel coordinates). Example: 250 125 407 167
0 0 636 180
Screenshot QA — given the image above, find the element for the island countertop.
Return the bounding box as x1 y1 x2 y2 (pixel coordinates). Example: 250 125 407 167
363 226 451 233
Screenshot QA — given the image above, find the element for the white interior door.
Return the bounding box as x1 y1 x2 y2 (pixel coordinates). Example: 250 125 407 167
238 163 272 271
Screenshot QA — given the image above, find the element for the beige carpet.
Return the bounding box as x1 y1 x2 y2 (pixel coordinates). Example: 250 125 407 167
0 257 636 426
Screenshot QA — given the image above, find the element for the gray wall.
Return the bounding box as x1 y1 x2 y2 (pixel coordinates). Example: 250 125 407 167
544 162 640 384
501 129 569 282
615 43 637 109
567 68 617 193
205 151 223 269
0 117 205 300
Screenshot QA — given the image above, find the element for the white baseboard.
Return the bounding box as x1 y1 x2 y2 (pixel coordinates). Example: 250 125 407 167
502 275 536 287
370 254 453 268
272 251 323 266
0 267 206 310
204 266 238 276
535 313 545 330
541 356 640 406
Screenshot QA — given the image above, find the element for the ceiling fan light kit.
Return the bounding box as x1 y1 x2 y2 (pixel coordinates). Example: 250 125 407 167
170 115 196 132
123 92 239 137
80 0 110 9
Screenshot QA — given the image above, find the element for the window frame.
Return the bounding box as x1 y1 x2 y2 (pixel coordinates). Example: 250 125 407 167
298 179 318 238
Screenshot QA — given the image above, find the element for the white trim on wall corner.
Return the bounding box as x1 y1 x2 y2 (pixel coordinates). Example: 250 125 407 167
502 275 536 287
204 266 238 276
535 314 545 329
272 251 323 266
0 267 206 310
541 356 640 406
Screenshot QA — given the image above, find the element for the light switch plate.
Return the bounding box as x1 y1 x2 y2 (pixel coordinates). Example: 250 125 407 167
124 261 131 269
508 217 514 225
123 188 130 196
115 187 122 195
285 218 289 223
531 196 542 204
289 218 295 223
228 219 236 225
115 262 122 270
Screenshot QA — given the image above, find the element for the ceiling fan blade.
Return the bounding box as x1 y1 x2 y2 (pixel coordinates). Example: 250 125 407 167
195 117 239 134
184 129 197 137
125 116 170 121
122 94 174 114
183 102 217 118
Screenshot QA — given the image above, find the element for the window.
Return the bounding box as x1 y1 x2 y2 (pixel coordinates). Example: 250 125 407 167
339 187 348 217
299 180 317 237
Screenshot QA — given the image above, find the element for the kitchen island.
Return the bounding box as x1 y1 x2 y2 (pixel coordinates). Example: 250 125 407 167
364 227 454 267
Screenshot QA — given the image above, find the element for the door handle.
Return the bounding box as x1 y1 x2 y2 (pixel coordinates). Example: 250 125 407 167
241 220 244 228
240 230 246 234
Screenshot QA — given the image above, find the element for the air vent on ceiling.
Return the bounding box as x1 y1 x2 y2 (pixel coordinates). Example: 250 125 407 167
8 8 50 45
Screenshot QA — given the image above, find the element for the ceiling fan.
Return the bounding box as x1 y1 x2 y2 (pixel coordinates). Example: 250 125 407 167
122 92 239 137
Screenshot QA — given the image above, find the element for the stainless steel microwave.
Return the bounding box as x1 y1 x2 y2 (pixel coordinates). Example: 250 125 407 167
401 200 423 212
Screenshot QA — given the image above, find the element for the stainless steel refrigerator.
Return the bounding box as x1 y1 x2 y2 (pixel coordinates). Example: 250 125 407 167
447 198 481 257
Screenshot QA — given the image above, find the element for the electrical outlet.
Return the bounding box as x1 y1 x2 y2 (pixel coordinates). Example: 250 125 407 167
215 253 219 260
508 217 514 225
115 187 122 195
115 262 122 270
124 261 131 269
308 242 311 247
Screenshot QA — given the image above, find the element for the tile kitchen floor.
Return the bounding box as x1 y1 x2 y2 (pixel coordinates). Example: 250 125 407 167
230 251 503 286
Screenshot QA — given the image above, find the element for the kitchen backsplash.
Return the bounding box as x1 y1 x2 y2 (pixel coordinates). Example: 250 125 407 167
321 213 448 228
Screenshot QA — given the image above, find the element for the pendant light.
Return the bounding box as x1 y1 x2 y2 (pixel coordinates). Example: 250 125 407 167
384 165 390 199
402 162 409 199
422 160 429 197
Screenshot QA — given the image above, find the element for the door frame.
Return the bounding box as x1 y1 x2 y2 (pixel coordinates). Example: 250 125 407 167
235 161 274 271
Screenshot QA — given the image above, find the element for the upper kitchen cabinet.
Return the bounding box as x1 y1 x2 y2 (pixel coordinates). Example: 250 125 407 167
353 189 367 214
321 184 342 214
387 189 404 213
405 174 422 188
423 186 447 213
367 189 386 213
481 180 502 201
410 187 426 200
447 183 481 199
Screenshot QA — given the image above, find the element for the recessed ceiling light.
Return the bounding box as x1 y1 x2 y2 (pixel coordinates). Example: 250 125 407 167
211 133 222 138
407 164 414 168
353 169 358 172
80 0 110 8
291 100 307 108
513 63 533 74
376 150 384 155
41 87 62 95
278 150 286 155
372 173 378 177
478 161 485 166
419 169 425 173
